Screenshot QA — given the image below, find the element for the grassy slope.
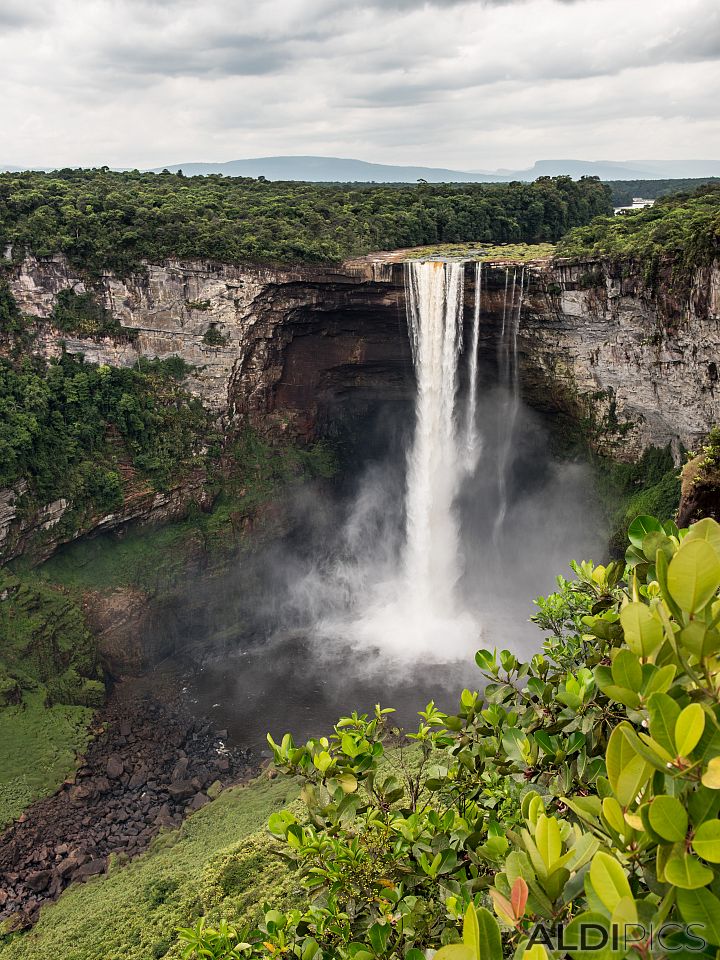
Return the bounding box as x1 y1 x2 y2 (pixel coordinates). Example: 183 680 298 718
0 573 102 827
0 775 299 960
0 694 93 829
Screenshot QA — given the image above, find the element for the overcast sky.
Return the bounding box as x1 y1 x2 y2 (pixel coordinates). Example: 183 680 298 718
2 0 718 170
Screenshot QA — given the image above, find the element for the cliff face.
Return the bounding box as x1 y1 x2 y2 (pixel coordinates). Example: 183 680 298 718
3 252 719 559
520 259 720 459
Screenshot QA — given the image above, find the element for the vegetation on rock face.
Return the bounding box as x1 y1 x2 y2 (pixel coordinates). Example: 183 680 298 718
679 428 720 527
175 515 720 959
0 349 210 522
594 445 681 554
0 170 611 273
50 288 137 341
32 430 337 593
556 184 720 266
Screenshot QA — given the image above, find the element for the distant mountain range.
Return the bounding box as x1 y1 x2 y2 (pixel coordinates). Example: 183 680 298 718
149 156 720 183
2 156 720 182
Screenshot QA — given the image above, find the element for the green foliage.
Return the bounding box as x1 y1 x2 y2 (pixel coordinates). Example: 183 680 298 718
0 351 210 512
50 287 136 340
593 445 681 554
0 568 100 701
32 431 337 592
0 170 612 273
180 515 720 959
557 183 720 266
202 324 229 347
0 281 24 336
0 693 93 829
0 569 100 825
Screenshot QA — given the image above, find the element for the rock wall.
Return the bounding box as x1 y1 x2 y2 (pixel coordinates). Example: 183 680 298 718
3 251 719 558
520 259 720 459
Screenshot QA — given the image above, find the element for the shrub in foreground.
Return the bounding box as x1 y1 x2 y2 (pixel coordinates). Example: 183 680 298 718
182 515 720 959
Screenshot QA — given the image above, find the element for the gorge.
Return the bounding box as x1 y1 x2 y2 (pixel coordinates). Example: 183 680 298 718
2 235 720 944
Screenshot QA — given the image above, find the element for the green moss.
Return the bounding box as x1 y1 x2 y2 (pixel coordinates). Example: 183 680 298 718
0 692 93 829
0 776 299 960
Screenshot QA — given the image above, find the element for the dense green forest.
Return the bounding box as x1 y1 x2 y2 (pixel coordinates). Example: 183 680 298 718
556 184 720 264
606 177 720 206
0 169 611 272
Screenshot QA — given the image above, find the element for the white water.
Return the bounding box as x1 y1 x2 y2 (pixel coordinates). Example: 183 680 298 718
493 266 525 543
403 260 465 613
462 261 483 470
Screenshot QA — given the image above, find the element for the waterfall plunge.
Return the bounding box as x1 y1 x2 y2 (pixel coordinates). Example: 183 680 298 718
341 259 482 659
311 259 490 662
403 260 464 614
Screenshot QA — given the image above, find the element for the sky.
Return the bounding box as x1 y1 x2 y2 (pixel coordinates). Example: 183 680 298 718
2 0 719 170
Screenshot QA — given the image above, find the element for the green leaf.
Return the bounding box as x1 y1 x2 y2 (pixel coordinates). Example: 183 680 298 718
684 518 720 554
648 691 680 757
667 540 720 613
535 815 563 869
620 602 664 658
611 649 642 691
676 703 706 757
335 773 358 794
648 795 688 842
601 797 627 836
433 949 475 960
665 851 714 889
692 820 720 863
677 888 720 946
589 851 632 913
523 947 549 960
628 515 663 549
472 906 502 960
703 757 720 789
268 810 296 836
563 912 617 960
606 723 653 808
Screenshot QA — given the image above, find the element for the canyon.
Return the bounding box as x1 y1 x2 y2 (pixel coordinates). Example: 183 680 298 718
2 250 719 561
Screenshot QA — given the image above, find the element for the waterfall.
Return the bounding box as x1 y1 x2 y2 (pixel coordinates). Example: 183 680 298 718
493 265 525 543
462 261 483 470
315 258 482 660
403 260 465 612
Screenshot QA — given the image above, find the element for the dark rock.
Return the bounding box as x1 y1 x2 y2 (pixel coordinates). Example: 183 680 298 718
106 755 124 779
76 859 105 879
167 780 195 799
27 871 51 892
171 758 189 782
187 793 210 812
